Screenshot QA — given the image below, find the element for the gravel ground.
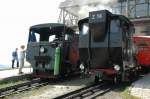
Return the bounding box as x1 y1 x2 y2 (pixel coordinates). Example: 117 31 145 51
96 91 122 99
130 73 150 99
4 76 94 99
3 76 124 99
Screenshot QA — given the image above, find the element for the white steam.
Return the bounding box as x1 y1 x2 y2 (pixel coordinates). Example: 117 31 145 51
78 5 112 19
60 0 117 19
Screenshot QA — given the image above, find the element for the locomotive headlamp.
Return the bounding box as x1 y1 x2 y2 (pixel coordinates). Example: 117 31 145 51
114 65 120 71
40 46 45 53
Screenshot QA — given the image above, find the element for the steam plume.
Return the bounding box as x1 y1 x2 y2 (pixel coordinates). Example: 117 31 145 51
60 0 117 19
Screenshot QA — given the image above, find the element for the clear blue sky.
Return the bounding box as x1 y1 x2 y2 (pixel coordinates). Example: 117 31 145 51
0 0 64 66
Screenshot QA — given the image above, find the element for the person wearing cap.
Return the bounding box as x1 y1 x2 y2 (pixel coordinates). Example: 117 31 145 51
19 45 26 74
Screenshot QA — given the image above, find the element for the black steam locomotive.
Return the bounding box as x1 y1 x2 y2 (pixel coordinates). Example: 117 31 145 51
78 10 137 83
26 23 79 79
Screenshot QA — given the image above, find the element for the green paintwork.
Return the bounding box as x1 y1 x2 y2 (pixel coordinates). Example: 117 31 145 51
54 47 61 75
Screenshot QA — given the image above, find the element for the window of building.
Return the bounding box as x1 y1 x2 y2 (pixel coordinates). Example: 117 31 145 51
129 5 136 18
149 3 150 16
112 0 149 18
136 3 148 17
122 6 127 16
136 0 147 4
114 7 121 14
129 0 135 5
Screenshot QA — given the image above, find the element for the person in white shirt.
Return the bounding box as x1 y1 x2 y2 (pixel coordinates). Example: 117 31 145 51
19 45 26 74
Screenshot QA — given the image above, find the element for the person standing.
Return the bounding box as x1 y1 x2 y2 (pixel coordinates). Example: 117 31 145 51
12 48 19 68
19 45 26 74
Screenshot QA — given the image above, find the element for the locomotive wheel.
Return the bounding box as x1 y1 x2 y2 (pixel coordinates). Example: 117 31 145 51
66 67 72 75
94 76 99 83
129 70 139 81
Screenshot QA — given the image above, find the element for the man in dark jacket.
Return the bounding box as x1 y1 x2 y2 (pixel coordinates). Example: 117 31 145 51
12 48 19 68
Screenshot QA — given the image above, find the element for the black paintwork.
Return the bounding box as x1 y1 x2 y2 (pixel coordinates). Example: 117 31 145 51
78 10 134 69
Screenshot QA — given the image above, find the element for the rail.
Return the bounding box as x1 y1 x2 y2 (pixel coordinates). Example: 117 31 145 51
54 81 112 99
0 78 49 98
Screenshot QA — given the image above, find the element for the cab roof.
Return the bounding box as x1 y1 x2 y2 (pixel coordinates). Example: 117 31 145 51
29 23 74 36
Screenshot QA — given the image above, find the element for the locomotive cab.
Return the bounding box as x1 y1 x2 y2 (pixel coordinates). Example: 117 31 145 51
78 10 136 83
26 23 79 79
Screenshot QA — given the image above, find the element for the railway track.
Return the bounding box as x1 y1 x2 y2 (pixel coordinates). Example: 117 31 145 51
0 78 49 98
54 81 113 99
0 73 81 98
